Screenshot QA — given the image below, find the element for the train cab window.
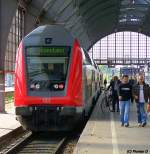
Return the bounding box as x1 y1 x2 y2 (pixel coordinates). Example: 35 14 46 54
26 46 70 91
87 55 97 69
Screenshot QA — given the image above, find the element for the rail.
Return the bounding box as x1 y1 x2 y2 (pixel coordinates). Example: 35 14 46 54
2 132 66 154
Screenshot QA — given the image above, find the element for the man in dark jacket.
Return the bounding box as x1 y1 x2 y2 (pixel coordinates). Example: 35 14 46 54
132 75 150 127
118 75 132 127
107 76 121 112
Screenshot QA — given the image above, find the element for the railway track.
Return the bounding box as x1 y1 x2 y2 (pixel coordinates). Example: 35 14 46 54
1 132 66 154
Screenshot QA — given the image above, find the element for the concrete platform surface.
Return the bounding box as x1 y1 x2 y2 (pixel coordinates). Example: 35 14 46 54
0 113 20 139
74 94 150 154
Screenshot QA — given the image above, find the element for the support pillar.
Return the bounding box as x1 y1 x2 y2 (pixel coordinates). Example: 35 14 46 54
0 0 17 112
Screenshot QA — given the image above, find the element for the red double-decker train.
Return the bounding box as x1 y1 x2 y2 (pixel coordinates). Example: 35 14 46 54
14 25 102 131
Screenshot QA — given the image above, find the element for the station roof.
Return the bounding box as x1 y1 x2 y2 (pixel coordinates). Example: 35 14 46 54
24 0 150 50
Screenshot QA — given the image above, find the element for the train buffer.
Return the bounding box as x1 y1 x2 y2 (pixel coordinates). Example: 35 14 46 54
73 94 150 154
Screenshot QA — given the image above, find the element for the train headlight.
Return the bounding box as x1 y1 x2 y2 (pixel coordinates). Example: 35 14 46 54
30 84 35 89
35 83 40 90
53 84 59 89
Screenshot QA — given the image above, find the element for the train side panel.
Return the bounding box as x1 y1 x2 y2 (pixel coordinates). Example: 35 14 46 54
14 42 27 102
66 39 83 106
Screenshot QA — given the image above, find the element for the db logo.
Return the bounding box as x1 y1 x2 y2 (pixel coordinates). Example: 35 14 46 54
42 98 50 103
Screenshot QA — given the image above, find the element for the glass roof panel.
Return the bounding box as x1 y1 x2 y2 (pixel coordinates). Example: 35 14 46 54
89 32 150 65
119 0 150 25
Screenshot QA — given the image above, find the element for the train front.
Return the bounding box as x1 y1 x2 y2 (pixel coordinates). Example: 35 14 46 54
14 25 83 131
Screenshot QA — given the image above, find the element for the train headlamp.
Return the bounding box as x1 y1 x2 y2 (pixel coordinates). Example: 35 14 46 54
35 83 40 90
53 84 59 89
30 84 35 89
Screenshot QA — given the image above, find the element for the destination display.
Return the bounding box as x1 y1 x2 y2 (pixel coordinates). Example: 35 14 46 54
27 46 70 57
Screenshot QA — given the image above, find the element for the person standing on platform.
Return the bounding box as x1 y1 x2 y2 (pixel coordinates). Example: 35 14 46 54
132 75 150 127
107 76 121 112
118 75 132 127
104 78 107 89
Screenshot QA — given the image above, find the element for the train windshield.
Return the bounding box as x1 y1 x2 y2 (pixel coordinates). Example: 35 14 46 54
26 46 70 91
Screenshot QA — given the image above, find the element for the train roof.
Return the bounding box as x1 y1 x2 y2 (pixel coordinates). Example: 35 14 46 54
23 25 74 46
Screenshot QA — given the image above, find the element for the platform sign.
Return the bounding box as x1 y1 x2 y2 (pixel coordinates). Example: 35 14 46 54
120 67 138 75
140 65 144 68
108 60 115 68
120 68 130 75
108 65 115 68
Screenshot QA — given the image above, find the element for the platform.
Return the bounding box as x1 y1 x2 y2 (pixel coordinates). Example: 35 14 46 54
0 101 21 144
0 113 20 138
74 94 150 154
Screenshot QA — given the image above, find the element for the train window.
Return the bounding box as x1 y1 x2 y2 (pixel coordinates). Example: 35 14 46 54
95 62 98 70
26 46 70 91
91 59 97 69
81 48 87 65
83 49 92 65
